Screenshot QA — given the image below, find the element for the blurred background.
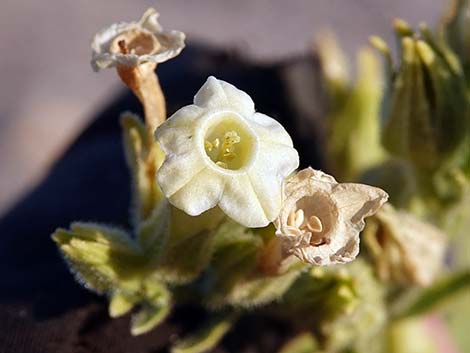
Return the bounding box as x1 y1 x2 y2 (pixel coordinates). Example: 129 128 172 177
0 0 447 216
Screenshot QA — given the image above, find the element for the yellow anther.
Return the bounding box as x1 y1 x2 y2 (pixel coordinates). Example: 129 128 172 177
223 152 237 160
205 140 214 151
224 131 240 144
205 130 243 169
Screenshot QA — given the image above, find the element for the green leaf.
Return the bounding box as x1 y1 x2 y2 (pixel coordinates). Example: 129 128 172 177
416 38 468 164
369 35 393 79
130 280 171 335
121 112 165 226
326 47 386 181
131 302 170 336
137 199 171 263
155 208 225 284
109 291 138 318
213 262 303 309
386 318 437 353
383 37 438 171
315 31 350 101
393 270 470 319
282 260 386 353
205 221 262 307
278 333 319 353
393 18 414 38
171 313 234 353
439 0 470 88
156 229 216 285
52 223 145 294
206 222 304 309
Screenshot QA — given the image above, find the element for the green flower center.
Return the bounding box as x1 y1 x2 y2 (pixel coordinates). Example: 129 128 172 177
203 116 255 170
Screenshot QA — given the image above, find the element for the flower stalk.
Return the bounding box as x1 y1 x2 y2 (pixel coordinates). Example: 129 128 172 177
116 49 166 134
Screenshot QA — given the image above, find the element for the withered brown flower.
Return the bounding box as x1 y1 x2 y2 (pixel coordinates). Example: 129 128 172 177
91 8 185 71
364 204 446 286
275 168 388 265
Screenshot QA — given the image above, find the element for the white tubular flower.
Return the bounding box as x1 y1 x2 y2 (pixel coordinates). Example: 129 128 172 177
275 168 388 266
91 8 185 71
155 76 299 228
364 204 446 286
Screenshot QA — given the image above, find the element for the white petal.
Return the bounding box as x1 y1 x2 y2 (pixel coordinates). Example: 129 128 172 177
248 113 294 147
255 140 299 179
165 104 205 128
194 77 255 117
247 173 283 223
332 183 389 230
219 174 272 227
138 8 162 32
169 168 225 216
238 140 299 226
155 105 205 155
157 151 206 197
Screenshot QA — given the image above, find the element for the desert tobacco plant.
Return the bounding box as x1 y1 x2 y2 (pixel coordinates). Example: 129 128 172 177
52 3 470 353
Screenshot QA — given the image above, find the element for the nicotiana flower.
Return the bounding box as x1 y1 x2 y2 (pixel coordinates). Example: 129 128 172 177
275 168 388 266
364 204 446 286
91 8 185 71
155 76 299 228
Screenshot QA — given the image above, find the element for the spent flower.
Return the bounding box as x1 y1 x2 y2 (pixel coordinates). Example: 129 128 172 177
155 76 299 227
364 204 447 286
275 168 388 265
90 8 186 131
91 8 185 71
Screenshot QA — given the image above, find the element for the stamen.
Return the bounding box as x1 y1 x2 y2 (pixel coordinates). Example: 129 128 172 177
287 211 297 227
306 215 323 233
286 226 302 236
118 40 129 54
294 209 305 228
205 140 214 151
223 152 236 160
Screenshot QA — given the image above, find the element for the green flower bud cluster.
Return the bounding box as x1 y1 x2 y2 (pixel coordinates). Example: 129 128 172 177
373 18 469 205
